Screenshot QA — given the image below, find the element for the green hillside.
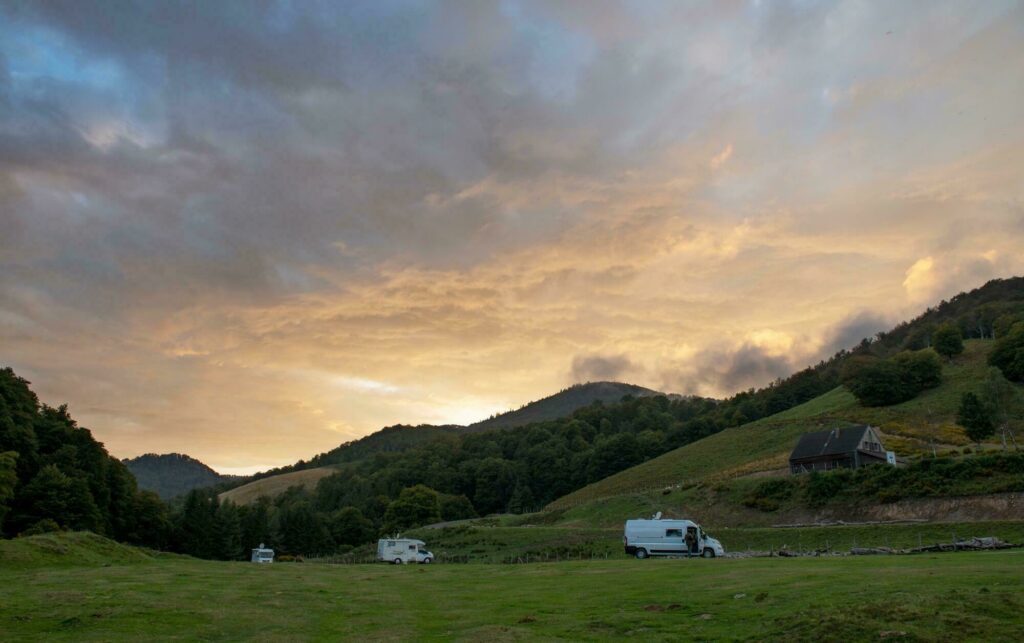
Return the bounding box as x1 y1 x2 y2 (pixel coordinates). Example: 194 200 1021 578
548 340 1009 511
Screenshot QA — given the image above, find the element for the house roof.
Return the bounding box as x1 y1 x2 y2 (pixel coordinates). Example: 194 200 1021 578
789 425 873 461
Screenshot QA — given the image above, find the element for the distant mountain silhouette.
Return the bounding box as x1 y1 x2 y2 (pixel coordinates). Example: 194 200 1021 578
466 381 666 432
123 453 238 500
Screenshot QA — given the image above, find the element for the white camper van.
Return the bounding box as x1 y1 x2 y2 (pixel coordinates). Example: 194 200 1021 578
250 544 274 564
623 518 724 559
377 538 434 564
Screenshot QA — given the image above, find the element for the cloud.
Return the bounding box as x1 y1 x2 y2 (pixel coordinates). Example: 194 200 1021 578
903 257 937 303
1 1 1023 470
820 311 893 356
570 354 635 383
663 342 797 397
710 143 733 169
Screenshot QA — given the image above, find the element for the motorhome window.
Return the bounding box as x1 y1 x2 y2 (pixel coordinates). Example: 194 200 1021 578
408 545 416 550
388 541 395 546
665 529 682 537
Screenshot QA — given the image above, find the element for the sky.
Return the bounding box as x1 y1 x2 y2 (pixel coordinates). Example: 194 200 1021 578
1 1 1023 474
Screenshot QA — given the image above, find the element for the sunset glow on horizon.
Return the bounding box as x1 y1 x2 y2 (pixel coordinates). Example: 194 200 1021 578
2 1 1023 473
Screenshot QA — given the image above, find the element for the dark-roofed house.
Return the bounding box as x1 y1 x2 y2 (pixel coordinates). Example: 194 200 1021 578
789 425 892 474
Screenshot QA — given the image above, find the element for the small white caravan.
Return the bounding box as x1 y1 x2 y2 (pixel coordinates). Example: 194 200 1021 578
623 516 724 559
250 543 274 564
377 538 434 564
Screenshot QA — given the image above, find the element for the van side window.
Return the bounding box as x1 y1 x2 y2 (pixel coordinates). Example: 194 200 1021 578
665 529 682 537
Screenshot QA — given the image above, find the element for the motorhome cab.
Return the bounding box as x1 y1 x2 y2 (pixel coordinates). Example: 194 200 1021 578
250 544 275 564
623 518 724 559
377 538 434 564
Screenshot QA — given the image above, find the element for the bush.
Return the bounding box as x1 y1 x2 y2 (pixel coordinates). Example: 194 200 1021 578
894 349 942 390
742 478 798 512
19 519 63 537
989 321 1024 382
933 322 964 359
841 357 917 406
803 469 854 507
841 350 944 407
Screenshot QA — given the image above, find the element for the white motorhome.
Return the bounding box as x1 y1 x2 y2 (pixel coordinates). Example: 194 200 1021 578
377 538 434 564
623 518 724 559
250 543 274 564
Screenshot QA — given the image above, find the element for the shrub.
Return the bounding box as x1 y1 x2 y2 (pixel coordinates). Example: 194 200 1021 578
19 519 62 537
988 321 1024 382
932 322 964 359
742 478 798 512
841 357 916 406
803 469 853 507
841 349 944 407
958 392 996 444
893 349 942 390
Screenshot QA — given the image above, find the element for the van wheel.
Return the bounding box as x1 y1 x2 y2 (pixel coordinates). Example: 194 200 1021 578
423 557 432 564
702 549 715 558
635 548 648 559
393 557 402 565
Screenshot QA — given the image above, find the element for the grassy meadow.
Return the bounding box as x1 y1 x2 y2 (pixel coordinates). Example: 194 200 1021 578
2 533 1022 641
218 466 342 505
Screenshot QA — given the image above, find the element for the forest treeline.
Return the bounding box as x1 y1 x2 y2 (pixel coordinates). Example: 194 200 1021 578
0 368 171 547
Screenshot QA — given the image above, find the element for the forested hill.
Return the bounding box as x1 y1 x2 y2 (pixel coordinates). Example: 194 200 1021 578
466 382 664 432
0 368 170 547
221 382 664 490
123 453 238 501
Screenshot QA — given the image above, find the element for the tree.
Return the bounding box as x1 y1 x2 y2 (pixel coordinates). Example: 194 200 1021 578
988 321 1024 382
471 459 515 515
128 490 172 550
383 485 441 533
215 501 244 560
979 367 1024 450
177 489 219 558
278 500 332 555
439 493 477 522
587 432 642 482
240 497 275 552
994 314 1023 340
15 464 102 533
0 451 17 529
957 392 995 445
327 506 374 547
893 349 943 390
506 479 535 514
932 323 964 360
840 357 915 407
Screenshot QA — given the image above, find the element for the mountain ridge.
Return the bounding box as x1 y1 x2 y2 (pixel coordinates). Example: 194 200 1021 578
123 453 238 501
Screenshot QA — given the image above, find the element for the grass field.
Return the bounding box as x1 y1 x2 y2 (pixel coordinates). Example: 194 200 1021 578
218 466 341 505
549 340 1010 510
2 533 1022 641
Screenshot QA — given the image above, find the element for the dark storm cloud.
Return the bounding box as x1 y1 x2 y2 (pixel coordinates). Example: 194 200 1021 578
570 354 634 382
819 311 892 357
